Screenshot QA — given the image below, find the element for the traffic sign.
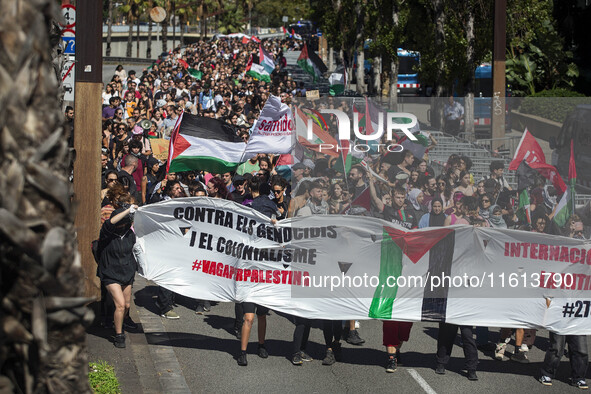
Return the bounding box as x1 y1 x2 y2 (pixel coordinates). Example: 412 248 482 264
60 4 76 28
61 56 75 102
61 28 75 55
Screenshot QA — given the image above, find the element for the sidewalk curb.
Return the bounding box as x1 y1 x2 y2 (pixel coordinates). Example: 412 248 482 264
134 276 191 393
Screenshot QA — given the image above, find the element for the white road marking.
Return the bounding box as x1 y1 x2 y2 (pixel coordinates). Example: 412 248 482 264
407 368 438 394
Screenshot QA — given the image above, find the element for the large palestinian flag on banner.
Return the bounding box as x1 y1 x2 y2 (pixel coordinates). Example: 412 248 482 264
167 113 246 174
369 226 455 320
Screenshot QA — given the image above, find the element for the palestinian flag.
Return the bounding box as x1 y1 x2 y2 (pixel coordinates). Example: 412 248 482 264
246 58 271 83
187 68 203 80
554 140 576 227
167 113 246 174
259 46 275 74
294 106 339 157
328 65 346 96
516 188 531 225
291 29 302 40
297 44 323 82
282 26 290 37
369 227 455 321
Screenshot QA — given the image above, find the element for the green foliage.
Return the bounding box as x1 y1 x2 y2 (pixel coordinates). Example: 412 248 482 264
255 0 311 27
519 90 589 123
218 5 245 34
506 6 579 96
89 361 120 394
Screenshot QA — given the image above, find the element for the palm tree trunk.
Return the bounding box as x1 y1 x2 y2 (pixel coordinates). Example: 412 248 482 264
180 14 185 47
0 2 91 392
106 0 113 56
147 0 153 58
162 15 168 53
126 10 133 58
136 10 141 58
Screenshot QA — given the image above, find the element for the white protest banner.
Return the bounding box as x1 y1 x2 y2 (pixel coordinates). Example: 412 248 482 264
243 95 294 159
134 198 591 334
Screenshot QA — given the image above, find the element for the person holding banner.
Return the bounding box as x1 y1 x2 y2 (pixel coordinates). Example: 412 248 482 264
96 194 139 348
539 221 589 389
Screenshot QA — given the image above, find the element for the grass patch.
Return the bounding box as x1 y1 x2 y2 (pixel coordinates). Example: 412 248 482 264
89 361 121 394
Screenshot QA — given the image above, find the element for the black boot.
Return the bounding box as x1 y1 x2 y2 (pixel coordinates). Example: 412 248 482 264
114 333 126 348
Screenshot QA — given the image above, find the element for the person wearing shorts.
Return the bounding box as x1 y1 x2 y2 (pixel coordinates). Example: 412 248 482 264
236 302 269 366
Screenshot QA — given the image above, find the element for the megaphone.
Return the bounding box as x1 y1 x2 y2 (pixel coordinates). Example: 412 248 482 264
139 119 152 130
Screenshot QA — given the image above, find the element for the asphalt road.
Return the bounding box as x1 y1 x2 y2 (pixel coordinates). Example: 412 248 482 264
133 281 589 394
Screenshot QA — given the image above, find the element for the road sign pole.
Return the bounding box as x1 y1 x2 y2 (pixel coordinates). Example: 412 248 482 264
491 0 506 150
73 0 103 299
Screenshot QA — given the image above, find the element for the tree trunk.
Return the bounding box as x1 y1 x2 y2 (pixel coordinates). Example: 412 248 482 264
464 2 475 139
136 10 141 58
389 59 398 110
388 4 399 110
162 16 169 53
147 0 153 58
172 1 176 49
356 50 366 94
126 11 133 58
0 2 91 392
106 0 113 56
328 46 334 71
373 56 381 97
430 0 446 130
180 14 185 47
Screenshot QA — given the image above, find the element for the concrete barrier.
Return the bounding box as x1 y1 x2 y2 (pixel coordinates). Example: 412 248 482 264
510 110 562 142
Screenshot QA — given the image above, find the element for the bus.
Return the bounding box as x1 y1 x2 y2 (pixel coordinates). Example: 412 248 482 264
360 45 421 96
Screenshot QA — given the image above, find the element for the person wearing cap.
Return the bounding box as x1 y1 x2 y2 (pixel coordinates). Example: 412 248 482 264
230 175 250 203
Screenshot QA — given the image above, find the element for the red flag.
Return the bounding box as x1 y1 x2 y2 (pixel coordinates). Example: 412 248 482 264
178 59 189 69
364 96 374 135
569 139 577 183
509 129 546 170
509 129 566 193
241 36 249 44
251 36 261 43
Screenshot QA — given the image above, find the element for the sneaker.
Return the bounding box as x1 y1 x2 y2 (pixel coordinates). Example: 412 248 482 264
203 301 211 312
234 325 242 340
494 342 507 361
114 333 126 348
237 352 247 366
511 350 530 364
570 379 588 389
435 364 446 375
291 352 303 365
539 375 552 386
299 351 313 362
195 304 205 315
385 357 397 373
258 344 268 359
123 316 139 330
322 349 336 365
161 310 180 319
346 329 365 345
467 370 478 381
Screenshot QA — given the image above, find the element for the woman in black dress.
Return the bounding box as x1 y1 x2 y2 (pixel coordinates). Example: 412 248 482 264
97 192 138 348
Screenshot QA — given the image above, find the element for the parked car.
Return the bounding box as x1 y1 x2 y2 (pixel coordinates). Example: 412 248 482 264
550 104 591 189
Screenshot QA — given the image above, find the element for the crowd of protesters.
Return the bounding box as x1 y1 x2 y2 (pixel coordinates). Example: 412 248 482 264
93 36 588 388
